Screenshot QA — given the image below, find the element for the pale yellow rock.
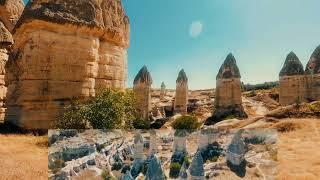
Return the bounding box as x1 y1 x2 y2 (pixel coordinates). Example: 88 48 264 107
174 69 188 114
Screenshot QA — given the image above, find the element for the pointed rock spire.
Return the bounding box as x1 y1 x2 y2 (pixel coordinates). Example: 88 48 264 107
227 130 247 155
176 69 188 83
179 161 188 179
216 53 241 79
279 52 304 76
190 151 204 177
145 154 166 180
134 65 153 85
306 45 320 74
161 82 166 88
0 21 13 46
122 170 134 180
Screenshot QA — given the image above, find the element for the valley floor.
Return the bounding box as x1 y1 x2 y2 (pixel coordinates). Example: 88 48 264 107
0 133 48 180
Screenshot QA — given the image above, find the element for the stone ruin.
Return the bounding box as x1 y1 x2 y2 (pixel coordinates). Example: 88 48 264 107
206 53 247 125
279 46 320 105
160 81 166 101
279 52 305 105
4 0 130 129
133 65 152 120
174 69 188 114
0 0 24 122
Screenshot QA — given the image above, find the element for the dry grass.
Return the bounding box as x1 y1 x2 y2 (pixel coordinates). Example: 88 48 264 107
0 134 48 180
277 119 320 180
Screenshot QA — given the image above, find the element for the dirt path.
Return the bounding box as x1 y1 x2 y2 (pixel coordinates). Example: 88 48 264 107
0 134 48 180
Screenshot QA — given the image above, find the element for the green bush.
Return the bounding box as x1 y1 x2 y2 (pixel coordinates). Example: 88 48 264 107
101 170 116 180
54 89 137 129
169 162 181 178
172 115 201 131
133 118 150 129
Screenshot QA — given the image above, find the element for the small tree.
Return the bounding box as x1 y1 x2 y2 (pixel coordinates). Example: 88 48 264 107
172 115 201 132
54 89 137 129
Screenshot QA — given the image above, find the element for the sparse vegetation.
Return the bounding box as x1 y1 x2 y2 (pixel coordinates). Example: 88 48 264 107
169 162 181 178
101 170 116 180
172 115 201 131
54 89 137 129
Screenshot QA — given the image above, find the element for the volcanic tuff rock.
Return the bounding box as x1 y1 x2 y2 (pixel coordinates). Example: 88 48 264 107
306 45 320 74
190 151 205 178
5 0 130 129
279 52 304 76
174 69 188 114
133 66 152 120
216 53 241 79
145 154 166 180
0 21 12 121
0 0 24 32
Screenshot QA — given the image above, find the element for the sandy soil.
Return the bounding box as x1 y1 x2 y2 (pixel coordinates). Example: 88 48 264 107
277 119 320 180
0 134 48 180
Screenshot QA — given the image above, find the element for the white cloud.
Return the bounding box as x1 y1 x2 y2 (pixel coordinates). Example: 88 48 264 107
189 21 203 38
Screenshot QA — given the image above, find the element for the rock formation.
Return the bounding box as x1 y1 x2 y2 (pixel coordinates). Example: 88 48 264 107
149 129 157 156
0 21 13 121
179 161 189 180
279 52 305 105
133 131 145 160
190 151 205 180
206 53 247 124
174 69 188 114
160 81 166 101
122 170 134 180
0 0 25 32
133 65 152 120
173 130 188 153
5 0 130 129
145 154 166 180
198 128 218 150
227 130 247 166
305 45 320 101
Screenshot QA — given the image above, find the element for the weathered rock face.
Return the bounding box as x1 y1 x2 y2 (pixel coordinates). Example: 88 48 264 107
208 54 247 124
133 66 152 120
160 81 166 101
0 21 13 121
227 130 247 166
279 52 306 105
0 0 25 32
173 130 188 153
5 0 130 129
133 131 145 160
305 45 320 101
149 130 157 155
174 69 188 114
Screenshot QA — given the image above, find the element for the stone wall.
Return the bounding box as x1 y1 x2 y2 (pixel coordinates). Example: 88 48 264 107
215 78 242 107
5 0 130 129
279 75 306 105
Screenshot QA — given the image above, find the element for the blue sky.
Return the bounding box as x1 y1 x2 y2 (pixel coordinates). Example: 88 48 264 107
23 0 320 89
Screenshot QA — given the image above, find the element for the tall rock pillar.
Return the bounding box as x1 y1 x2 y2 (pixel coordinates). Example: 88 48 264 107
279 52 305 105
133 65 152 120
174 69 188 114
206 53 247 125
160 82 166 101
5 0 130 129
305 45 320 101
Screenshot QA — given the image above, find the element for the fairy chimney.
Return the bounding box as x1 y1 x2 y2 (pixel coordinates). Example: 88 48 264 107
149 129 157 156
160 81 166 101
5 0 130 129
279 52 305 105
174 69 188 114
133 65 152 120
173 130 188 153
190 151 205 180
305 45 320 101
133 131 145 160
0 21 13 121
215 53 242 107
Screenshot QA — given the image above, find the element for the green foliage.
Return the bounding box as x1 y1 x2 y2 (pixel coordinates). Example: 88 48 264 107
309 101 320 113
172 115 201 131
54 89 137 129
133 118 150 129
169 162 181 178
243 81 279 91
223 115 236 120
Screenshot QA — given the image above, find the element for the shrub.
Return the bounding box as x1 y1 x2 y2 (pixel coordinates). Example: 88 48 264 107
133 118 150 129
101 170 116 180
169 162 182 178
172 115 201 131
54 89 137 129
